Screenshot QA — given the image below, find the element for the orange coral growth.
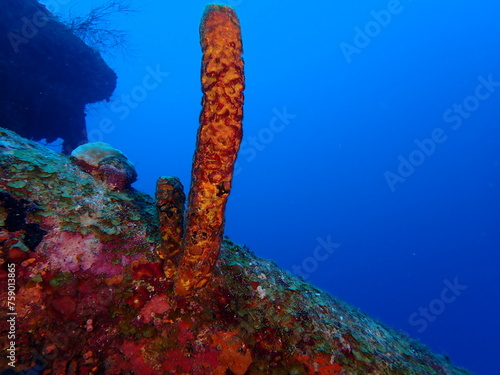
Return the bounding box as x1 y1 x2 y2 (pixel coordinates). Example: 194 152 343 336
211 331 252 375
296 354 343 375
175 4 244 296
156 176 185 279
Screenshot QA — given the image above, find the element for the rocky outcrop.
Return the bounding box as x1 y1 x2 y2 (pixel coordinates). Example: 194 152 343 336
0 0 117 154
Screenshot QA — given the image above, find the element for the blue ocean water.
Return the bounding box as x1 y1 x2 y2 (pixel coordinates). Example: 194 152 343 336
45 1 499 374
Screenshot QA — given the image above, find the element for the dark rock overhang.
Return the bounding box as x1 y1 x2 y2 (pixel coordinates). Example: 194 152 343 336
0 0 117 153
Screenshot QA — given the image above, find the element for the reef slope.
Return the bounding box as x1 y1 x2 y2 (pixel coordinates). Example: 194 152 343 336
0 128 470 374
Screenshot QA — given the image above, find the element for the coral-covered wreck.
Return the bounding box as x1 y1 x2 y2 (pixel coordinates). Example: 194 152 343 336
0 126 471 374
1 4 471 375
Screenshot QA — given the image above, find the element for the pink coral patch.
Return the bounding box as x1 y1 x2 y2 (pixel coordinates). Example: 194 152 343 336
140 295 170 323
41 231 102 273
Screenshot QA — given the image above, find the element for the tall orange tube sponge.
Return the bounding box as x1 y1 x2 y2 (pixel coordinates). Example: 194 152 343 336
156 176 186 279
174 4 244 296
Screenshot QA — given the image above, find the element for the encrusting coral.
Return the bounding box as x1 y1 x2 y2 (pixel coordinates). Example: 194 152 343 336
71 142 137 191
172 5 245 296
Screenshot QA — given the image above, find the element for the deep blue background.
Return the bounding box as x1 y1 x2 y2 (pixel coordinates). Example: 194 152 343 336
43 1 500 374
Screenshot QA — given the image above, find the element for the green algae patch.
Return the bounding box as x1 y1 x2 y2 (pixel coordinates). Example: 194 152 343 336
30 274 43 283
118 320 137 336
37 172 54 178
99 225 119 235
7 180 27 189
8 241 30 252
128 212 142 221
49 272 73 287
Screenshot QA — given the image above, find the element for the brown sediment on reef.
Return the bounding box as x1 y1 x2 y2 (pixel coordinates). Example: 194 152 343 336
174 5 245 296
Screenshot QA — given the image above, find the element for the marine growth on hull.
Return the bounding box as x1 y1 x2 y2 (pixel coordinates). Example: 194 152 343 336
0 3 472 375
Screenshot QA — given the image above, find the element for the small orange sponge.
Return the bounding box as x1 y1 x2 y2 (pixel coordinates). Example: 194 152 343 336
156 176 186 279
174 5 244 296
